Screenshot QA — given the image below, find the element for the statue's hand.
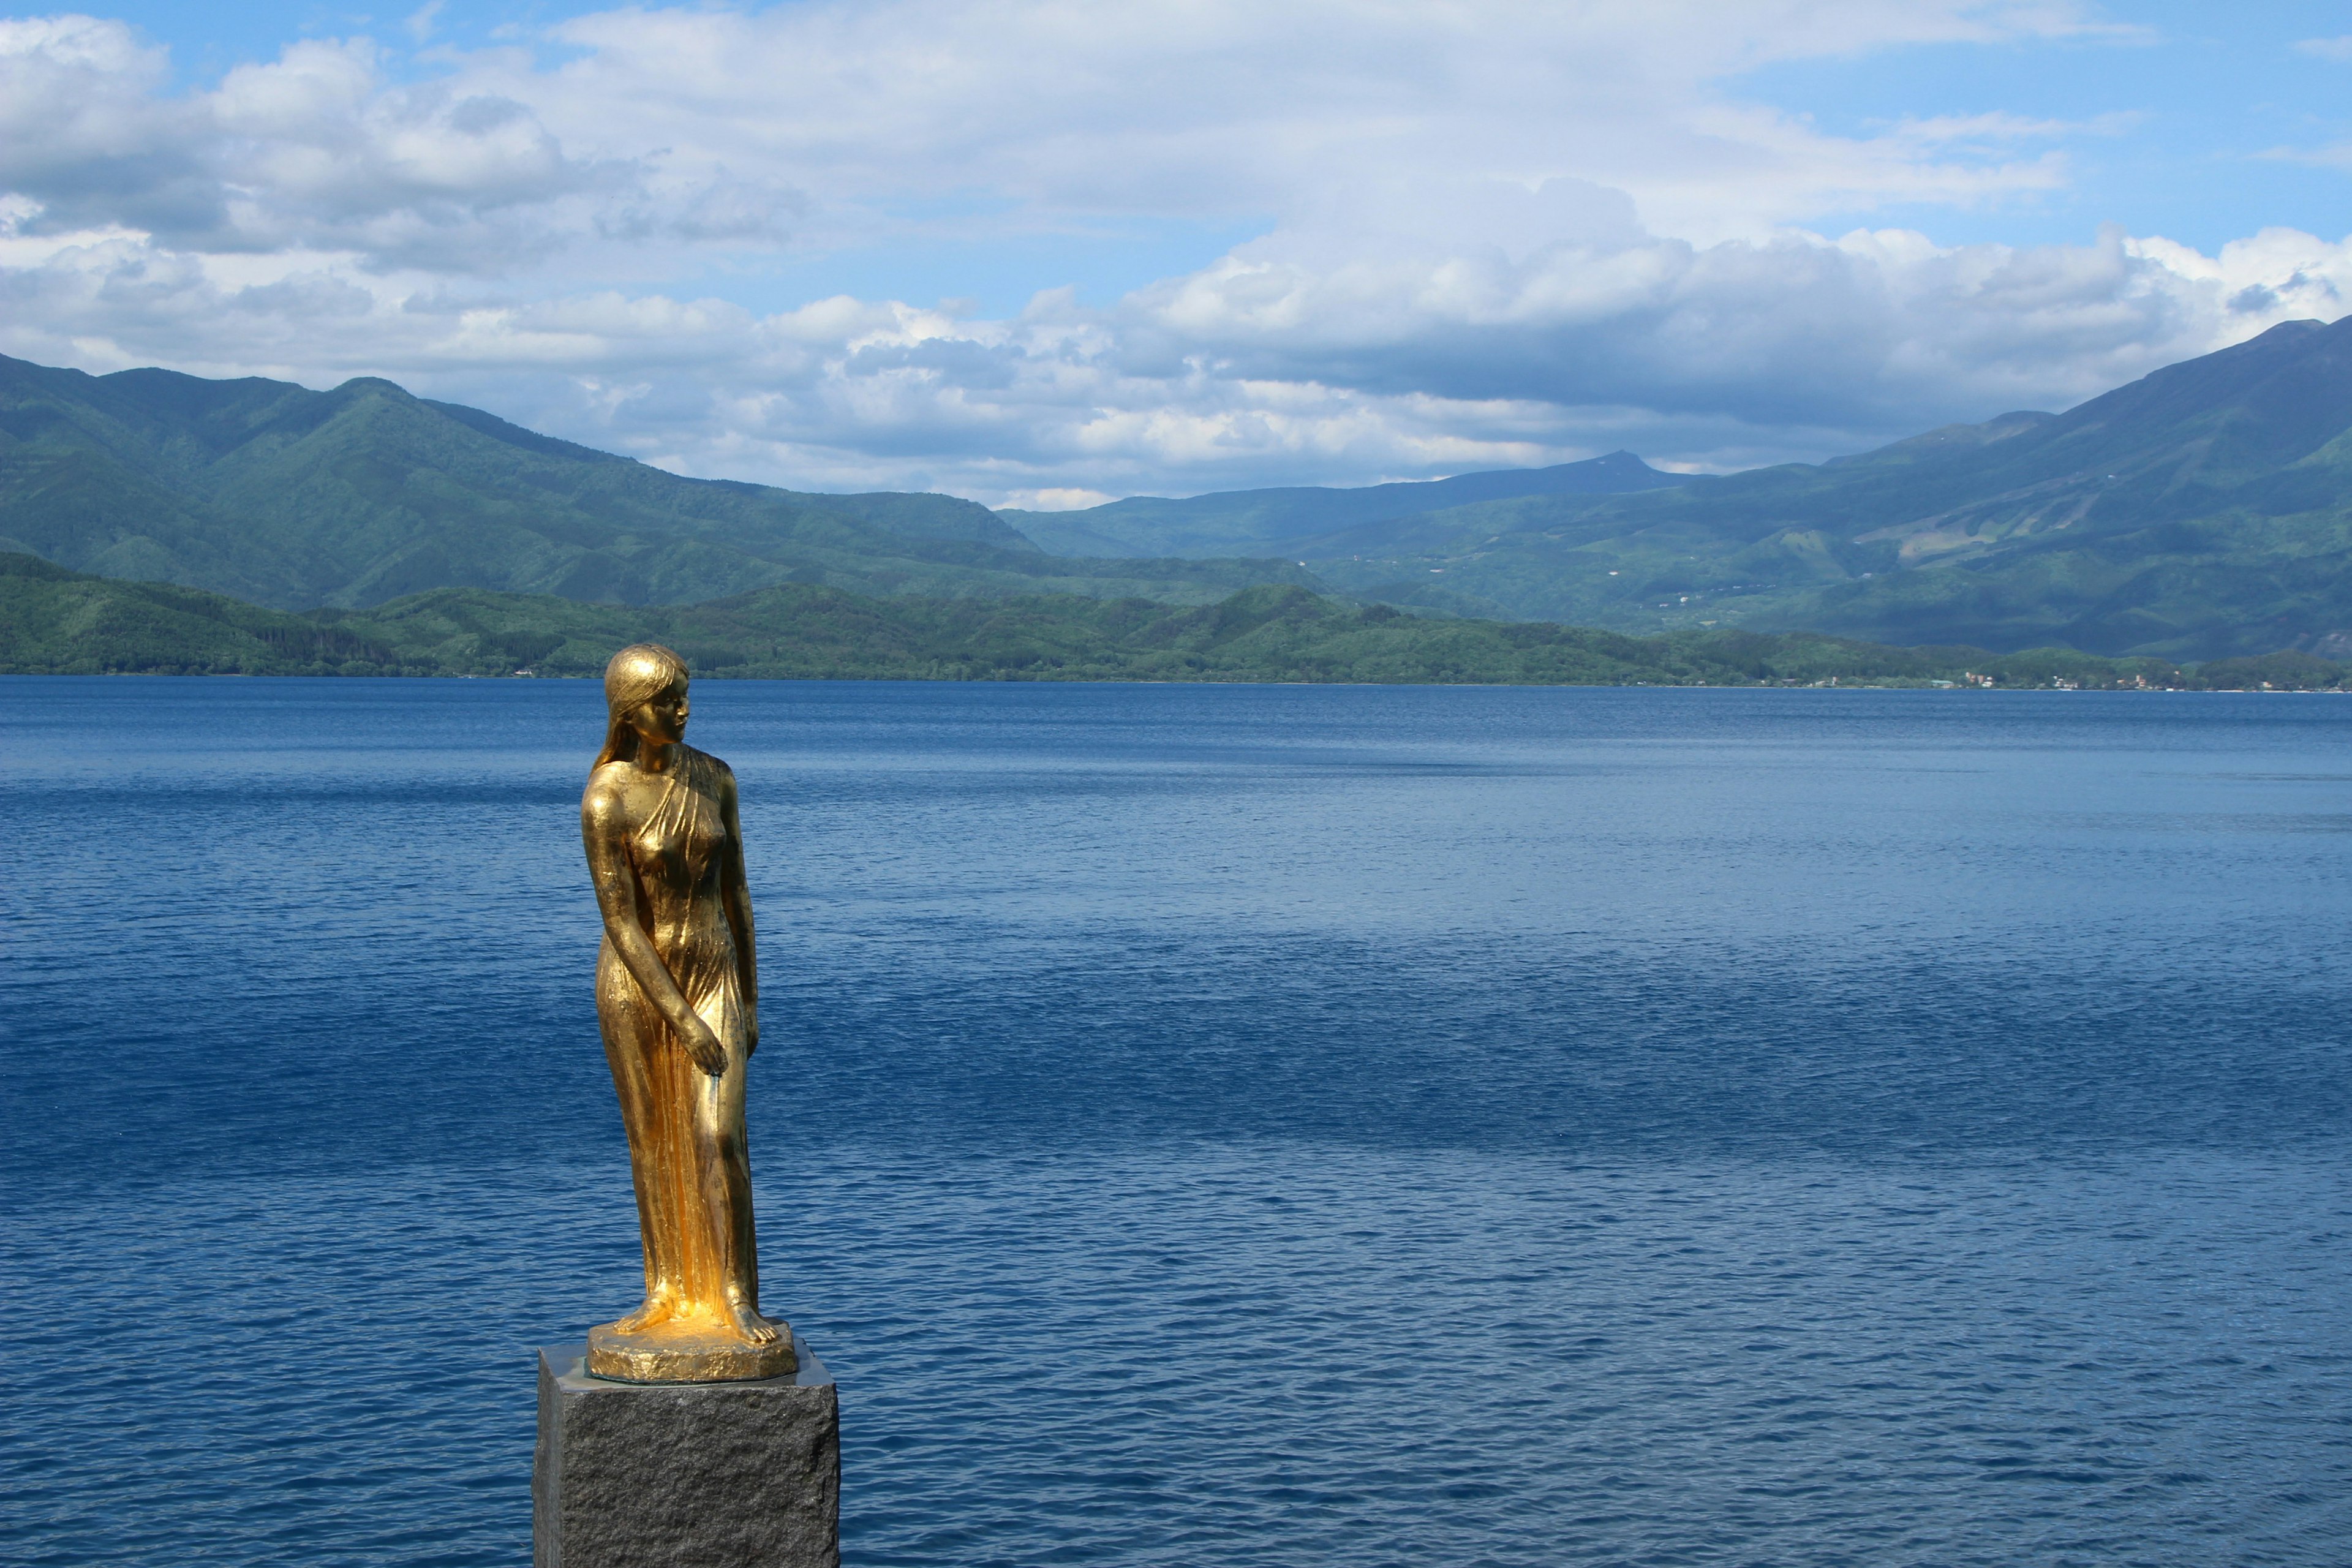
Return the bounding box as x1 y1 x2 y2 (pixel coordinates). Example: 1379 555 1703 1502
679 1016 729 1076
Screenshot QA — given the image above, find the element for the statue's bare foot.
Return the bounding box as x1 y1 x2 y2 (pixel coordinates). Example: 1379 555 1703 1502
611 1294 677 1333
721 1292 780 1344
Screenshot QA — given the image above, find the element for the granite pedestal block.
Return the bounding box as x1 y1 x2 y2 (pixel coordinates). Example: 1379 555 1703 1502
534 1341 839 1568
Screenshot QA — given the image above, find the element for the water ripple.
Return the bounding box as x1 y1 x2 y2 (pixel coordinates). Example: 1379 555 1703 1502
5 679 2351 1566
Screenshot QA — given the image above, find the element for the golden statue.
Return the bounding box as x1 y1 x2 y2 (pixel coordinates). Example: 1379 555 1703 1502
580 644 793 1382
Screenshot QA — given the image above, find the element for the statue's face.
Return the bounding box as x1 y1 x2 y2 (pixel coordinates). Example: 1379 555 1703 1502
628 680 690 745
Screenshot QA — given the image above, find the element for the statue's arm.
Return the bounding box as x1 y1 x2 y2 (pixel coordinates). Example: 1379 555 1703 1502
582 774 728 1074
718 765 760 1055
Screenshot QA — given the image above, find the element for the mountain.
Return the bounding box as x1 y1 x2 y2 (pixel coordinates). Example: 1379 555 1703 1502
28 548 2324 687
1000 450 1686 557
1289 317 2352 658
24 315 2352 660
0 354 1313 611
0 549 408 673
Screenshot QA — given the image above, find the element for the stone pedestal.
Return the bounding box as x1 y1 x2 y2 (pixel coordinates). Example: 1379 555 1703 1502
533 1340 839 1568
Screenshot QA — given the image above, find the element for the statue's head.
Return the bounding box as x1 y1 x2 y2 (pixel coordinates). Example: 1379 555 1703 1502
597 643 691 766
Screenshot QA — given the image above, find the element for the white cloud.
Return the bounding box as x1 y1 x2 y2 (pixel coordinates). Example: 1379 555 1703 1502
2260 140 2352 173
509 0 2120 249
0 2 2339 505
405 2 445 47
7 206 2342 503
3 2 2123 264
0 18 611 266
2294 35 2352 63
1004 488 1119 512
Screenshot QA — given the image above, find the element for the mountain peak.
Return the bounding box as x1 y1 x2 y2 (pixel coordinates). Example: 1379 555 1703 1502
0 352 1270 609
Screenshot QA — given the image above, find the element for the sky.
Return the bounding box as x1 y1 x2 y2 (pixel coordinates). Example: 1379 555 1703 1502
6 2 2352 507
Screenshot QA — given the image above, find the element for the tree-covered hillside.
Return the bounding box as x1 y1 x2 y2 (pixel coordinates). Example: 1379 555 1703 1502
18 312 2352 662
12 552 2345 689
1292 317 2352 660
0 354 1310 612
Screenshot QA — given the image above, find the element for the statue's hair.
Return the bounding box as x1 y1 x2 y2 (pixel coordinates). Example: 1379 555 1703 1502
594 643 690 769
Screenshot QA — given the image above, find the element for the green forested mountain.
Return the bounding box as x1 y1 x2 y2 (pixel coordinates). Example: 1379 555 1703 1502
14 549 2342 690
1001 450 1686 557
0 355 1309 612
1289 317 2352 658
0 551 403 673
18 315 2352 662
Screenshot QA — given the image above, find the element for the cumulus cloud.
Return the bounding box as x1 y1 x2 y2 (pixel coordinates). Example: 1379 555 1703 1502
0 16 742 267
0 2 2341 503
10 205 2343 502
510 0 2119 248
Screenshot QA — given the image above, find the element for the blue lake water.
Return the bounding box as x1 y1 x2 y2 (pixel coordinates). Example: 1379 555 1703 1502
4 677 2350 1566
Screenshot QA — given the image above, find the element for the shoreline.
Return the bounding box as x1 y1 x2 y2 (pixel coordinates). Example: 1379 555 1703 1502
7 669 2346 693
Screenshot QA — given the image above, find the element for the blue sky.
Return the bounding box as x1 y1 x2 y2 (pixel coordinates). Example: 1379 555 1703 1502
1738 2 2352 252
4 2 2351 505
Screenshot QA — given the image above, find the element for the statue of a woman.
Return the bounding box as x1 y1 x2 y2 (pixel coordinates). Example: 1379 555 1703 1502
579 644 793 1382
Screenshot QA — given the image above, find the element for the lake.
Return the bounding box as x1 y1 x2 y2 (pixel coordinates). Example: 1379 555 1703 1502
4 677 2349 1566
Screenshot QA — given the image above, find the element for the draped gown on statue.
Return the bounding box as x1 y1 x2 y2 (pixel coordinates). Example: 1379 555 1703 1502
592 744 762 1330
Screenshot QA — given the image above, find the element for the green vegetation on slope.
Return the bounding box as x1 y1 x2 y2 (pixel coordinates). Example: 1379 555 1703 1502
21 312 2352 663
22 317 2352 663
10 552 2344 689
0 552 399 674
329 579 1977 684
0 354 1311 612
1287 317 2352 660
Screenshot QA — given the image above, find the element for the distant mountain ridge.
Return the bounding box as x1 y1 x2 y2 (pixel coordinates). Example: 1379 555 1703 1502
0 355 1311 611
1283 317 2352 658
16 315 2352 659
1003 450 1686 557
